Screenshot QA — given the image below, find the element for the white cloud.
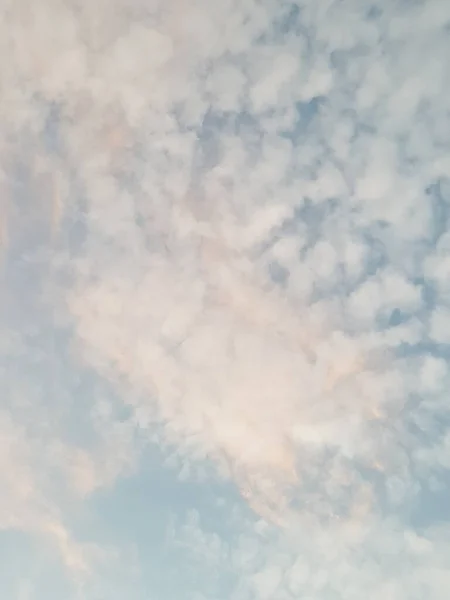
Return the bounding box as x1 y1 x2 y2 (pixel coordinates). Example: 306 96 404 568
249 51 300 113
429 306 450 344
167 503 450 600
419 356 448 395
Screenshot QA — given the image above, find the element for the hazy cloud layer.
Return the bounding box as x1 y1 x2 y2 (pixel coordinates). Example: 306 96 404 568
1 0 450 598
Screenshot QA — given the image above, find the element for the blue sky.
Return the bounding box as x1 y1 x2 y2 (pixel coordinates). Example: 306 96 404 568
1 0 450 598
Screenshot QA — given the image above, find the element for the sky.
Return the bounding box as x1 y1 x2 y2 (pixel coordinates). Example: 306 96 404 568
1 0 450 598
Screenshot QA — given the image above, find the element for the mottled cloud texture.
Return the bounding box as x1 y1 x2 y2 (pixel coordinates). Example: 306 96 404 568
1 0 450 598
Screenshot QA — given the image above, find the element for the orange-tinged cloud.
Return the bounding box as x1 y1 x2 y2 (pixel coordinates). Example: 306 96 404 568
68 213 374 525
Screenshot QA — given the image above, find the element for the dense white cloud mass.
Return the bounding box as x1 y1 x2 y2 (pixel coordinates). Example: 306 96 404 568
1 0 450 598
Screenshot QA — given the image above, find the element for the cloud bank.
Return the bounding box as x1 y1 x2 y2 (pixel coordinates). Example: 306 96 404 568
1 0 450 598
